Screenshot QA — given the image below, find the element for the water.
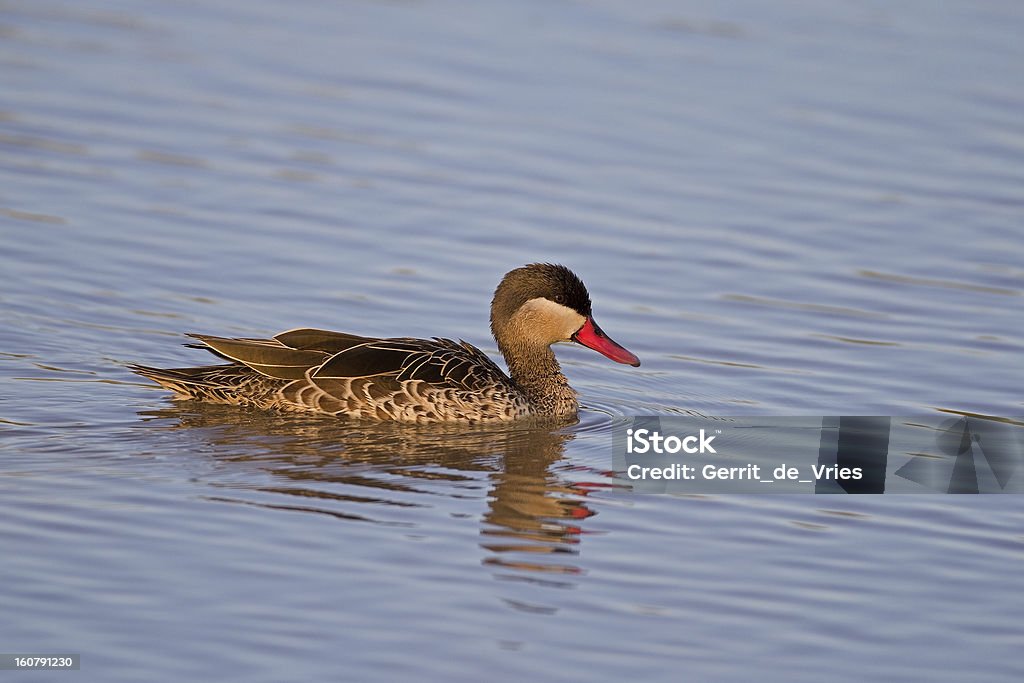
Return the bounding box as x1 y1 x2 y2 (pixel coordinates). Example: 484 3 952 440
2 0 1023 680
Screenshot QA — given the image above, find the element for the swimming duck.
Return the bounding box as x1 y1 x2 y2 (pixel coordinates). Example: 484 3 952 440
131 263 639 422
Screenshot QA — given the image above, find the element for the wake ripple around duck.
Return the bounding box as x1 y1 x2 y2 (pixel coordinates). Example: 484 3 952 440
574 372 740 439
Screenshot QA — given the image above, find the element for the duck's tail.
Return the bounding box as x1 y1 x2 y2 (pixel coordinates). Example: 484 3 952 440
130 363 280 406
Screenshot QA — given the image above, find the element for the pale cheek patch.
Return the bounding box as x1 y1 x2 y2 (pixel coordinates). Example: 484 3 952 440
515 297 587 342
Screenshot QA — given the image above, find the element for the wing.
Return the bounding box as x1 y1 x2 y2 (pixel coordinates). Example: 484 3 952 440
185 328 383 380
273 328 372 354
312 337 510 392
186 331 512 392
185 333 327 380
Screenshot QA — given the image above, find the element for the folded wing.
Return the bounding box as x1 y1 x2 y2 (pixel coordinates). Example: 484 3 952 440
188 329 510 394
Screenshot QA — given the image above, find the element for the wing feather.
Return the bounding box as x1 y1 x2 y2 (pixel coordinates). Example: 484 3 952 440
187 330 514 411
274 328 372 354
313 343 417 380
311 337 509 392
187 334 328 380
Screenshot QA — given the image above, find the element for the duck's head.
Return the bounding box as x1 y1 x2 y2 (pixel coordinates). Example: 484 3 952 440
490 263 640 367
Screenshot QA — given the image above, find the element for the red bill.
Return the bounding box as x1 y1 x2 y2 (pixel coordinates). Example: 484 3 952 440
571 317 640 367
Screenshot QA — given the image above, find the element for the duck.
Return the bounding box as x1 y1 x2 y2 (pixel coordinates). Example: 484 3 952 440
131 263 639 422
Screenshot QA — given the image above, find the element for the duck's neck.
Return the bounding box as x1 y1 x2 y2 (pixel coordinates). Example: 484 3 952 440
499 342 578 415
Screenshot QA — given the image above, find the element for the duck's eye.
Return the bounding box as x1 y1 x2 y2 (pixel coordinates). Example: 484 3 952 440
553 294 565 304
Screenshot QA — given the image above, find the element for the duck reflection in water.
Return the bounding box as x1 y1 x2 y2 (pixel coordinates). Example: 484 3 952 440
138 403 598 582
